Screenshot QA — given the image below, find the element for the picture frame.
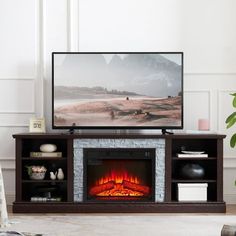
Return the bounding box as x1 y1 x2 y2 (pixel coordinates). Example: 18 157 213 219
29 117 46 133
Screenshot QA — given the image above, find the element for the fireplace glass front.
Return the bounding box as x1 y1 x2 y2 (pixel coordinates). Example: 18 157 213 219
84 148 155 202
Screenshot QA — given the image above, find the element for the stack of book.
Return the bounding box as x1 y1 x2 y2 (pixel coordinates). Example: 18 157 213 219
30 152 62 158
177 151 208 158
30 197 62 202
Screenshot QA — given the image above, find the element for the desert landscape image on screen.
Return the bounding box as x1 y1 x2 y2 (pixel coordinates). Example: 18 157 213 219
53 53 182 127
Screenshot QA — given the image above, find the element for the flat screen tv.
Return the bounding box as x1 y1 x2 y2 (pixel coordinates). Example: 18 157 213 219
52 52 183 131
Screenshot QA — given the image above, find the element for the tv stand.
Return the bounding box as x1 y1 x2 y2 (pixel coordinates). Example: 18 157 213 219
12 132 226 213
162 129 174 135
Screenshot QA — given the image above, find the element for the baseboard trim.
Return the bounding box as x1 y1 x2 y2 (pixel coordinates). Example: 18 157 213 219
6 194 15 205
0 157 15 170
224 194 236 204
224 157 236 169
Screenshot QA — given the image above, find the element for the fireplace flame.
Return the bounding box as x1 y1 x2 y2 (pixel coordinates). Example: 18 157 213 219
89 170 150 197
96 170 140 186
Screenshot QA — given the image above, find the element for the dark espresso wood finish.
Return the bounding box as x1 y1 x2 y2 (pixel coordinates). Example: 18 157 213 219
165 138 172 202
13 133 226 213
13 202 226 213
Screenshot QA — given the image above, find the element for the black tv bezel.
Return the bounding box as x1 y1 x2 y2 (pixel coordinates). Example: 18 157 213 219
52 52 184 130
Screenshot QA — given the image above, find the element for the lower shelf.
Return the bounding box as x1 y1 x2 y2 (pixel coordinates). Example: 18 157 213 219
13 201 226 213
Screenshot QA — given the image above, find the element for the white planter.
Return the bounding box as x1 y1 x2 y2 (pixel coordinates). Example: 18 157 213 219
30 172 46 180
178 183 208 201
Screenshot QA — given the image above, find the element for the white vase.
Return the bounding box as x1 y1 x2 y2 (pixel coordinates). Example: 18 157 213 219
57 168 64 180
50 171 57 180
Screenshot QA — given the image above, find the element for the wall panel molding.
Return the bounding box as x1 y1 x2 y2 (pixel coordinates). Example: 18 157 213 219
0 78 35 81
223 194 236 204
224 157 236 169
67 0 79 51
217 89 236 131
0 157 15 170
0 80 35 113
184 90 212 130
0 124 28 127
185 72 236 76
67 0 72 51
0 110 35 115
0 113 33 127
0 111 35 114
6 194 15 205
35 0 45 117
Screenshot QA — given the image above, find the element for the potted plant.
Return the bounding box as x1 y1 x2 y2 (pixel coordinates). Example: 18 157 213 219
226 93 236 148
25 165 47 180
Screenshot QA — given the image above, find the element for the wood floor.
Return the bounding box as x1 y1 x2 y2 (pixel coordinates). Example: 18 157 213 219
225 205 236 214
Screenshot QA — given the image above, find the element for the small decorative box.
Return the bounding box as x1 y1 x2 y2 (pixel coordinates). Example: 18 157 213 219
178 183 208 201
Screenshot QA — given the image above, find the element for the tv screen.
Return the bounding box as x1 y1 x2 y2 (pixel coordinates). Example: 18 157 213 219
52 52 183 130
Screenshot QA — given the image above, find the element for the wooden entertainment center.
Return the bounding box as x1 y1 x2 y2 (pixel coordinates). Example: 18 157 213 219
13 133 226 213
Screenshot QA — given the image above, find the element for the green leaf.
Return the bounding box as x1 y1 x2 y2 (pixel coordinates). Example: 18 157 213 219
233 96 236 108
25 166 32 176
227 117 236 129
230 93 236 97
226 112 236 124
230 134 236 148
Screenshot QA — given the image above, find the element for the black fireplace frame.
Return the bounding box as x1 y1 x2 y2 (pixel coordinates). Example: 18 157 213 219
83 148 156 202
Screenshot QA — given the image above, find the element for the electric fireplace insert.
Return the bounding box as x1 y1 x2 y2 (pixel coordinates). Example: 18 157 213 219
83 148 155 202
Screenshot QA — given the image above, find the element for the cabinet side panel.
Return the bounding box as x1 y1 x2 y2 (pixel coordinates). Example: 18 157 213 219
67 138 74 201
15 138 22 202
165 138 172 202
217 139 223 202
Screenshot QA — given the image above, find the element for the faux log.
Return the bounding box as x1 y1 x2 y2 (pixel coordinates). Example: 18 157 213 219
89 181 115 196
123 180 150 195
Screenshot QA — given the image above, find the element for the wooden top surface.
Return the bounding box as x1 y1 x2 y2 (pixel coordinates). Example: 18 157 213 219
12 132 226 139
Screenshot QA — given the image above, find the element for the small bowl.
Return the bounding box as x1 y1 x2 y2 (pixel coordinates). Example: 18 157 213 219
40 144 57 153
30 172 46 180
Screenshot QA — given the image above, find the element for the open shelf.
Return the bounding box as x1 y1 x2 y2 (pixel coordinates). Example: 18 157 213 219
172 160 217 180
171 138 218 158
171 179 216 183
170 136 223 203
22 180 67 183
13 135 73 206
22 157 67 160
21 138 68 158
171 182 217 202
21 181 68 202
172 157 216 160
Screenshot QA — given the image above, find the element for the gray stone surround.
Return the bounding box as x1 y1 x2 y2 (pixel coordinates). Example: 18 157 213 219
73 139 165 202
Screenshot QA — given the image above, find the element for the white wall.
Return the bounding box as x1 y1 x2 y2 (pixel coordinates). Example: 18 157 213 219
0 0 236 204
